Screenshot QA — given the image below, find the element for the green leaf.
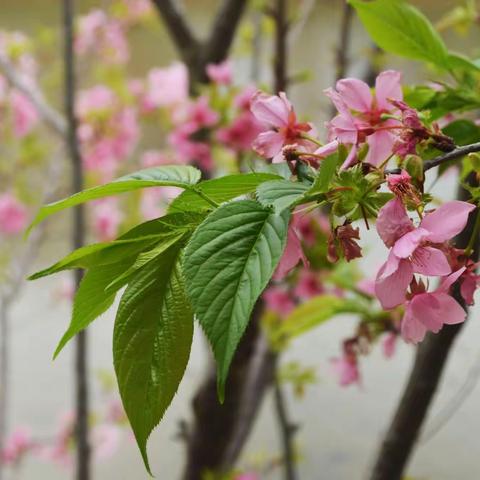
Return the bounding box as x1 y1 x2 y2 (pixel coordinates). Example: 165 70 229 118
29 212 204 280
311 153 340 194
184 200 290 399
105 232 186 293
273 295 367 343
256 180 311 212
350 0 449 69
447 52 480 74
28 166 201 233
169 173 281 213
114 247 193 474
442 119 480 146
54 261 132 358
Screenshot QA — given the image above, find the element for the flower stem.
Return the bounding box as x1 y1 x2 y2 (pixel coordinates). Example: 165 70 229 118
300 133 322 146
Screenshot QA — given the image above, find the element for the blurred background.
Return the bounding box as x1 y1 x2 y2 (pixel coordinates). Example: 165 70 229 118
1 1 480 479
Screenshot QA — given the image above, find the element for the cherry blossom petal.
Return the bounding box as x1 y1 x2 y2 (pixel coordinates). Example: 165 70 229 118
401 303 427 344
375 254 413 309
375 70 403 110
314 140 339 157
324 87 351 116
364 129 395 166
250 91 290 128
411 246 451 276
392 227 430 258
420 201 476 243
336 78 372 112
438 266 466 293
376 198 413 247
273 227 308 280
327 114 358 144
340 144 358 170
252 130 284 159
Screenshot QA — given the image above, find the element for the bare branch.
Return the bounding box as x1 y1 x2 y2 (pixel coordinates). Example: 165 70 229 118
149 0 199 63
202 0 249 65
423 141 480 171
0 55 66 137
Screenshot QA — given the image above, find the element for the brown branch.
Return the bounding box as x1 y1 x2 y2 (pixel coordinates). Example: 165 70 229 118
423 141 480 171
63 1 90 479
368 173 480 480
334 2 354 84
0 55 66 137
202 0 249 66
273 0 288 93
274 375 298 480
149 0 199 64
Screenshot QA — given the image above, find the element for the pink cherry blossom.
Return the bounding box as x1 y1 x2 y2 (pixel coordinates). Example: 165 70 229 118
233 85 257 110
330 354 360 387
273 225 309 280
0 193 28 235
1 427 33 465
235 474 258 480
401 268 467 343
325 70 403 168
294 269 324 299
92 199 123 241
216 111 263 152
143 63 188 109
263 286 295 317
91 424 121 460
250 91 315 163
460 263 480 305
375 198 475 309
382 332 397 358
206 60 232 85
357 278 376 297
140 150 172 168
10 90 39 137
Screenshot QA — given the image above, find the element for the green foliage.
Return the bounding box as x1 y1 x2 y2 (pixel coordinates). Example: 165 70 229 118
184 200 290 399
169 172 280 213
442 119 480 146
113 246 193 474
270 295 368 348
311 153 341 194
256 179 311 212
350 0 450 69
27 165 201 233
54 262 129 359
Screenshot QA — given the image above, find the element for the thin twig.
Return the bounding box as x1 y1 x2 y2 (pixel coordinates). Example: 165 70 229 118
274 376 298 480
63 1 90 479
0 55 66 137
423 142 480 171
334 2 354 84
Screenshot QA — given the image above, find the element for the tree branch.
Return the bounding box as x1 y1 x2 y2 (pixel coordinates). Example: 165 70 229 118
149 0 199 64
0 55 66 137
274 376 298 480
63 1 90 479
202 0 249 65
423 141 480 171
368 173 480 480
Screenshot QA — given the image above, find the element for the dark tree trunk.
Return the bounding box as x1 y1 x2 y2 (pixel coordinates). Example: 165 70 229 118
63 1 90 478
369 173 480 480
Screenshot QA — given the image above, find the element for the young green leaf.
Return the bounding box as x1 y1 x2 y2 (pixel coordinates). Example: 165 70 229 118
28 165 201 233
349 0 449 69
169 172 281 213
256 180 311 212
184 200 290 400
54 261 133 358
311 153 340 194
272 295 367 345
29 212 205 280
113 247 193 474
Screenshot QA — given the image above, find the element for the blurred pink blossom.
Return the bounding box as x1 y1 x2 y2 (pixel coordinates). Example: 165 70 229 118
0 193 28 235
216 111 263 152
206 60 232 85
330 354 360 387
92 199 123 241
382 332 397 358
1 427 33 466
91 424 121 460
273 225 308 280
263 286 295 317
294 269 324 300
143 63 188 109
10 90 39 137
